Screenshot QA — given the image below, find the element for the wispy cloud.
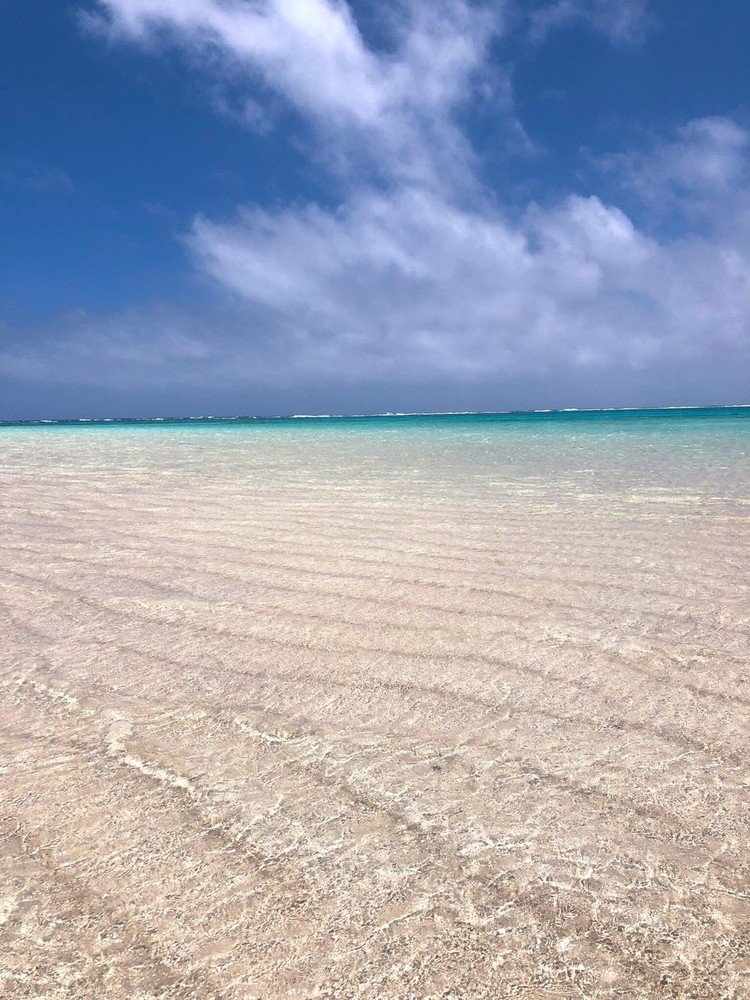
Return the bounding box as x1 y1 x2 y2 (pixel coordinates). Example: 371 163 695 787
601 117 750 214
86 0 506 190
0 160 74 194
528 0 652 45
0 307 213 388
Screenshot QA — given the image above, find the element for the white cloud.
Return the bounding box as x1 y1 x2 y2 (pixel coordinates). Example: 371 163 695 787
11 0 742 400
87 0 504 189
186 185 748 381
602 117 750 213
7 181 747 391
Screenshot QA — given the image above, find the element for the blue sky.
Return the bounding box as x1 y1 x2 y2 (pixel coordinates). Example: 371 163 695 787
1 0 749 418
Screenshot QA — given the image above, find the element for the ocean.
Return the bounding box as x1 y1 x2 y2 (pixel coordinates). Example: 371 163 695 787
3 405 749 511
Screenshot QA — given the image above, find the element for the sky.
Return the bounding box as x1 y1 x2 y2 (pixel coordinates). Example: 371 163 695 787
1 0 749 419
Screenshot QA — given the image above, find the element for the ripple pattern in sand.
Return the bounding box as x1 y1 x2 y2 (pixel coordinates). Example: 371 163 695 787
1 424 750 998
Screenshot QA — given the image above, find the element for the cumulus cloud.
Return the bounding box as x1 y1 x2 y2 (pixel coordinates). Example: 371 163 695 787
186 185 748 381
5 0 747 403
7 183 746 391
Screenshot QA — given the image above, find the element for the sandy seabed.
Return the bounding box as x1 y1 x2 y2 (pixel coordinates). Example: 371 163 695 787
1 424 750 998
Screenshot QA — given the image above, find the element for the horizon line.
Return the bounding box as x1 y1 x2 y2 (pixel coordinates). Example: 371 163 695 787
2 403 750 427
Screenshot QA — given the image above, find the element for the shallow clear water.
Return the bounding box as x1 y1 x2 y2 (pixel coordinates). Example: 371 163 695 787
2 407 749 512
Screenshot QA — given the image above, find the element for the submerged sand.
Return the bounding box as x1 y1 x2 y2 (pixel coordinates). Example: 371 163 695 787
1 421 750 998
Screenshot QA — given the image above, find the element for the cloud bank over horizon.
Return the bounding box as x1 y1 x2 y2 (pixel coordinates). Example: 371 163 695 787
2 0 749 416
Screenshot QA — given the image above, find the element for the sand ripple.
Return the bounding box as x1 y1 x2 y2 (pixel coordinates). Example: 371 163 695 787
1 424 749 997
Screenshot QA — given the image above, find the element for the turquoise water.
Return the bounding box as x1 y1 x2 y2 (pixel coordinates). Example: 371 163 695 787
2 407 748 513
1 405 749 431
